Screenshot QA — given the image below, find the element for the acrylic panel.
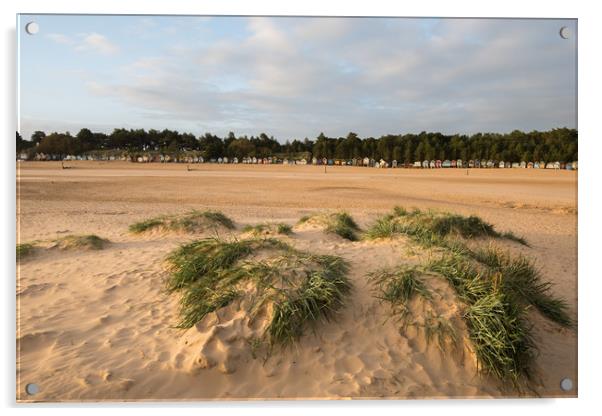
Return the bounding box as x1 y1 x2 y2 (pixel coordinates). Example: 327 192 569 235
16 14 578 401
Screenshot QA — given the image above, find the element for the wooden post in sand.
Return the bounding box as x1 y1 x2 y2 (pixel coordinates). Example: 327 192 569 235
324 164 327 174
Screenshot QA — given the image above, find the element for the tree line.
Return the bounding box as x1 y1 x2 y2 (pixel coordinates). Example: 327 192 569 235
16 127 578 163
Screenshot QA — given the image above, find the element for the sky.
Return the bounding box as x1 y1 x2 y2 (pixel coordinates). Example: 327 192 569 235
18 15 577 142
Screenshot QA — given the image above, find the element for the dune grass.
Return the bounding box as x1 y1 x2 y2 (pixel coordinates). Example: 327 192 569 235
364 207 529 247
369 265 431 305
16 243 35 260
53 234 108 250
166 237 351 347
325 212 360 241
129 210 235 234
423 312 459 353
298 212 360 241
427 249 572 387
369 265 458 351
242 223 293 236
470 247 573 327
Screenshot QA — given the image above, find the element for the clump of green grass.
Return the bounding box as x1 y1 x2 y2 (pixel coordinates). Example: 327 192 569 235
128 218 164 233
276 223 293 235
369 264 459 352
471 247 573 327
242 223 293 236
464 291 536 385
129 210 235 234
53 234 108 250
298 215 312 224
369 265 431 305
324 212 360 241
363 216 401 239
423 312 459 353
428 250 571 387
297 212 360 241
16 243 35 260
268 255 351 345
166 237 351 347
364 207 529 247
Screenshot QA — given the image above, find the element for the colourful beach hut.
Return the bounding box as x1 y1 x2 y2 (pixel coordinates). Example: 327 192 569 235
436 160 442 168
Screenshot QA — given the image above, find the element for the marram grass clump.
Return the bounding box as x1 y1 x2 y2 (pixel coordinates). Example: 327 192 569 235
369 265 431 305
129 210 235 234
298 212 360 241
369 264 457 351
53 234 109 250
365 207 528 247
16 243 35 260
166 237 351 347
242 222 293 236
428 249 571 388
470 247 573 327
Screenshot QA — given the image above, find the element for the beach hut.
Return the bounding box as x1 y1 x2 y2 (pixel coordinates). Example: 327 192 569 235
565 163 572 170
499 161 505 168
422 160 429 168
554 161 561 170
435 160 442 168
519 161 526 168
451 160 457 168
413 161 421 168
527 162 534 168
534 162 540 169
380 159 388 168
486 160 494 168
572 161 578 170
300 158 307 165
392 160 398 168
442 160 451 168
251 157 257 164
545 162 555 169
468 160 475 168
311 157 318 165
457 159 463 168
560 162 566 170
233 157 239 164
362 157 369 167
328 159 334 165
428 160 435 168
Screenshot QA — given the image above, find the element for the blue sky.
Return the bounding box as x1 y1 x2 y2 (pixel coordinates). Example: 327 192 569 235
18 15 577 141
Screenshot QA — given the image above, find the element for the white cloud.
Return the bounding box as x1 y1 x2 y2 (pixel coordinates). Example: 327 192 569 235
47 32 119 55
82 17 576 139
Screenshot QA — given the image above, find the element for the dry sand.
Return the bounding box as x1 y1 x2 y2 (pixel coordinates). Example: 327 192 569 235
16 161 577 401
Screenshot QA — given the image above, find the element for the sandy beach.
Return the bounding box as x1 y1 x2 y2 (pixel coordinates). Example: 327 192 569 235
16 161 577 401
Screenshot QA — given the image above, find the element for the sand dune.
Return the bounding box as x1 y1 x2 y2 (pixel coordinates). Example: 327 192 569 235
16 162 577 401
